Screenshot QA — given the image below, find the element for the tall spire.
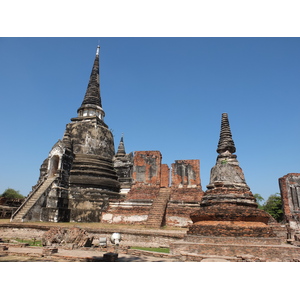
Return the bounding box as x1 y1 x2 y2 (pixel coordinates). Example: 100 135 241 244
82 45 101 107
77 45 105 120
217 113 236 154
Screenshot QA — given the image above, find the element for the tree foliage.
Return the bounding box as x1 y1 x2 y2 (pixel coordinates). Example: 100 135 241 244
1 188 24 199
253 193 264 209
255 193 284 222
261 193 284 223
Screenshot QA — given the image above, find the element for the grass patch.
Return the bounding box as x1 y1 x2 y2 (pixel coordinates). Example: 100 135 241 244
14 238 42 247
130 246 170 253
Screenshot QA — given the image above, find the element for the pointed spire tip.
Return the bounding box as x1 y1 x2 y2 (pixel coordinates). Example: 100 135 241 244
217 112 236 154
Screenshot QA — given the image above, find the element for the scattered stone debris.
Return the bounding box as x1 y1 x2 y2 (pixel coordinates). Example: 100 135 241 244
42 247 58 256
41 227 94 248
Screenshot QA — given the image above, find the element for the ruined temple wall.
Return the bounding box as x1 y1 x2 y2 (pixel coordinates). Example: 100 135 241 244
279 173 300 231
104 154 204 227
102 151 162 225
170 160 203 205
131 151 162 187
160 164 170 188
101 199 151 225
171 160 201 188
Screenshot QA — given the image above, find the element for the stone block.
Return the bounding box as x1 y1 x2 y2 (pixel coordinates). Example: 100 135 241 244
103 252 118 262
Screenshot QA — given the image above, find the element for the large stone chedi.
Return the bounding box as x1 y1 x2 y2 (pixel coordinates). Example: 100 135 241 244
65 46 120 222
188 113 275 237
11 46 120 223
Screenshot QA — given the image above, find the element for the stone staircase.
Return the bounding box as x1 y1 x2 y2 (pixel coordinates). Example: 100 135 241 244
11 176 57 222
146 187 170 228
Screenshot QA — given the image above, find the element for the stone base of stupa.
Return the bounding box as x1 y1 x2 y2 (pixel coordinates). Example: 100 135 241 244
169 202 300 261
188 203 276 237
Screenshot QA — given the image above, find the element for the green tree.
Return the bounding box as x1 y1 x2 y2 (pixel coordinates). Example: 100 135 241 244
1 188 24 199
262 193 284 223
253 193 264 209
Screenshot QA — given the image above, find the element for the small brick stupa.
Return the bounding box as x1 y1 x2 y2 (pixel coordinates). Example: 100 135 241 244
188 113 275 237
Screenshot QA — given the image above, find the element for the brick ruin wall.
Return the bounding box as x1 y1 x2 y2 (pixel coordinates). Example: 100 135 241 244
170 239 300 261
102 152 203 227
279 173 300 232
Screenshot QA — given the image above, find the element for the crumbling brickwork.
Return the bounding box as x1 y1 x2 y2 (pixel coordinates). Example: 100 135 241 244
171 160 201 188
160 164 170 188
279 173 300 231
170 238 300 261
165 160 203 227
131 151 162 186
186 114 276 237
103 154 204 227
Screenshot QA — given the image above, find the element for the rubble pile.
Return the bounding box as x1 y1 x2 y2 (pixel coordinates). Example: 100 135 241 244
42 227 94 247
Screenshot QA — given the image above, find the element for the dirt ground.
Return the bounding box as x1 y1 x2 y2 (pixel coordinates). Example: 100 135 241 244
0 219 185 262
0 244 180 262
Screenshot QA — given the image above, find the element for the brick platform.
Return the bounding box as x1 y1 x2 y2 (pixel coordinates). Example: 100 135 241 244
170 238 300 262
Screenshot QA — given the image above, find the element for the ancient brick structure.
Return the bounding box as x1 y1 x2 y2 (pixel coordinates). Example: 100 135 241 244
131 151 162 187
102 151 203 227
10 46 210 228
160 164 170 188
279 173 300 233
170 113 293 260
171 160 201 188
11 46 120 223
167 160 203 227
187 113 275 237
102 151 163 225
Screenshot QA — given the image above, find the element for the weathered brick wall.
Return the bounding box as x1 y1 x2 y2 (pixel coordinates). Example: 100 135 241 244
125 186 160 201
169 160 203 221
187 223 276 237
132 151 162 186
170 240 300 261
170 188 203 202
116 151 162 225
105 154 205 227
188 204 276 237
279 173 300 231
160 164 170 188
101 202 151 225
171 160 201 188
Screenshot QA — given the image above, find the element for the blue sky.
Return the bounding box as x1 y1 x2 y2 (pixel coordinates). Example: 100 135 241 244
0 37 300 201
